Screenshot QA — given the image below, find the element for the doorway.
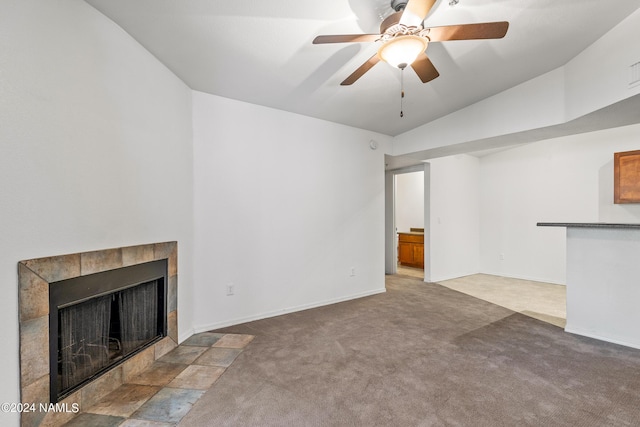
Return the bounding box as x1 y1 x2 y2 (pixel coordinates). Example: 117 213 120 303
385 163 430 280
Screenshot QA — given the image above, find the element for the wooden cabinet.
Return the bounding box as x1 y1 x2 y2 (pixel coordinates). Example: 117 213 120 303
398 232 424 269
614 150 640 203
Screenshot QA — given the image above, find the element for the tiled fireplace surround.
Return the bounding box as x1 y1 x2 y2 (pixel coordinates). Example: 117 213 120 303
18 242 178 427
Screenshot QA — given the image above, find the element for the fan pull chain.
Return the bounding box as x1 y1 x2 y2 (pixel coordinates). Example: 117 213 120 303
400 68 405 118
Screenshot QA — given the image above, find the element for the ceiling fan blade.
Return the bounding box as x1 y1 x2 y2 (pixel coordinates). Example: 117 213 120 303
411 52 439 83
400 0 437 27
313 34 380 44
341 54 381 85
426 21 509 42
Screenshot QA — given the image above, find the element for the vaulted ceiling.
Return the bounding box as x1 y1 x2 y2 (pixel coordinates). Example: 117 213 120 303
86 0 640 137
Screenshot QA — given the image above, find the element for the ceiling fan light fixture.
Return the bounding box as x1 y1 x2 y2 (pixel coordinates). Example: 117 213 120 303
377 35 428 69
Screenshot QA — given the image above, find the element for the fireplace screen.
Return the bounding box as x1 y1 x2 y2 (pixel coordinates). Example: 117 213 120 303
50 260 166 402
58 294 111 392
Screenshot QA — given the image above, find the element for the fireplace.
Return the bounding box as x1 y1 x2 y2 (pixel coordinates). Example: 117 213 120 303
18 242 178 427
49 260 167 402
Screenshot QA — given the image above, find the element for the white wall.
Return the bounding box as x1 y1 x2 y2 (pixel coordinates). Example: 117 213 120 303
191 91 391 331
0 1 194 422
394 68 566 155
565 227 640 349
395 171 424 233
393 8 640 157
564 8 640 121
427 155 480 282
479 123 640 284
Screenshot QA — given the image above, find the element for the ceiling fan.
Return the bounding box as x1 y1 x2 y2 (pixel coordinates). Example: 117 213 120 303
313 0 509 85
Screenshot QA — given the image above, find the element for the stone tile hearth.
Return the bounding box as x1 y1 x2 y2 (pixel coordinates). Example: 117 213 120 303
65 332 254 426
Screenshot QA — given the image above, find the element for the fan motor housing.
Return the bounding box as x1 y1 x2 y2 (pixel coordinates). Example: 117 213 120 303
390 0 408 12
380 11 403 34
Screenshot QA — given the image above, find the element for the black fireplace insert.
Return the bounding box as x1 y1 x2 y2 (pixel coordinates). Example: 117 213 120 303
49 260 167 402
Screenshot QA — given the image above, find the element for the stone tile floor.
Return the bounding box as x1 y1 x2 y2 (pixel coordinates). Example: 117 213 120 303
62 332 254 426
437 273 566 327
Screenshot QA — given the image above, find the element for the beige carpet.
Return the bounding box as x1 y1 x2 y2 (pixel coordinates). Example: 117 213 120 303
179 275 640 426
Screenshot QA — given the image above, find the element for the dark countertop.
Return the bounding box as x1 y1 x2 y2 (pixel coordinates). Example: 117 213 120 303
537 222 640 229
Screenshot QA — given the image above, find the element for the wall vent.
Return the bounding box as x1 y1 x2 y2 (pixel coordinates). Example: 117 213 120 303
630 62 640 88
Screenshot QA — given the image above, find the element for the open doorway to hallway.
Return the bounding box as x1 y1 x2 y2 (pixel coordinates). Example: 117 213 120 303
395 170 425 279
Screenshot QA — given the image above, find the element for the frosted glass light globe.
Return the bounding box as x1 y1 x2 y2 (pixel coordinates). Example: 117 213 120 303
378 35 428 69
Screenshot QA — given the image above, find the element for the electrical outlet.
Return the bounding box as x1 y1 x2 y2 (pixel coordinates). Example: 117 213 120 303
226 283 235 296
350 267 356 277
499 253 505 261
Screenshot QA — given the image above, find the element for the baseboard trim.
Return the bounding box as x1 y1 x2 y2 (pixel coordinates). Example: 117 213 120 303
192 288 387 334
178 327 196 345
564 326 640 350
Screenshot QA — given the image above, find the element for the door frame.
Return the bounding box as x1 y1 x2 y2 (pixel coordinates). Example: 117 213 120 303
384 163 430 280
